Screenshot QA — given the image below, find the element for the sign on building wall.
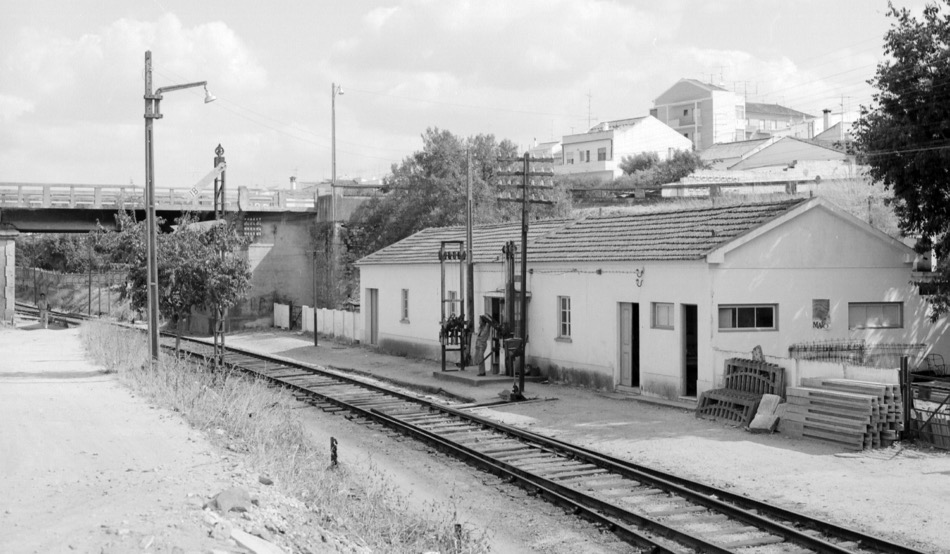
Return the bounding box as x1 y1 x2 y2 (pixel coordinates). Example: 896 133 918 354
813 298 830 330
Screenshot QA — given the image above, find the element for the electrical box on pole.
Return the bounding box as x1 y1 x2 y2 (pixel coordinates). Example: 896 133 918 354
438 240 468 372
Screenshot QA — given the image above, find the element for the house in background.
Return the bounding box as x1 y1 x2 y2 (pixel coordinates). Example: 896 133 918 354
651 79 746 149
651 79 817 150
357 198 948 399
664 136 857 198
744 102 816 140
527 140 562 164
554 116 693 182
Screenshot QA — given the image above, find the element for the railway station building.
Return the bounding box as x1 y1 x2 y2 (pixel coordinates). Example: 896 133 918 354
356 197 950 399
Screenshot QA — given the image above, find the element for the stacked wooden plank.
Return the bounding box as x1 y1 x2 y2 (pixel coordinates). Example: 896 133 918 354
780 378 903 450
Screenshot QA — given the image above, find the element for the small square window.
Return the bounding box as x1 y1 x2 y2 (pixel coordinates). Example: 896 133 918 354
597 147 607 161
652 303 674 330
683 108 689 116
401 289 410 322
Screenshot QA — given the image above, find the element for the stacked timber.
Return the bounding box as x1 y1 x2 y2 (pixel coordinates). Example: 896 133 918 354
780 378 903 451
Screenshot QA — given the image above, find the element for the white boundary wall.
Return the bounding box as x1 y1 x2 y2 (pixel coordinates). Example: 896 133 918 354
273 303 290 329
711 347 901 388
278 303 362 342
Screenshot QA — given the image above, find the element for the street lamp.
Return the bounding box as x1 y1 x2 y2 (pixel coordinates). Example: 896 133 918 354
143 50 215 363
328 82 343 308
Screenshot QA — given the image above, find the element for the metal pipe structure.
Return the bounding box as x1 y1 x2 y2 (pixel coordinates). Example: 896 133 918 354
143 50 212 363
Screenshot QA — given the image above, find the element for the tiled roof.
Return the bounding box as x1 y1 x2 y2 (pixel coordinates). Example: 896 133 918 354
528 200 806 262
356 219 574 265
358 200 807 266
746 102 815 120
700 138 771 162
681 78 729 92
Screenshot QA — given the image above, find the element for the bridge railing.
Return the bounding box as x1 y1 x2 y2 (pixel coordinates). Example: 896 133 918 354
0 183 319 212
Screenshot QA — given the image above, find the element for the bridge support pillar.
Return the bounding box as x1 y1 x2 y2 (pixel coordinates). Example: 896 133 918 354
0 226 19 323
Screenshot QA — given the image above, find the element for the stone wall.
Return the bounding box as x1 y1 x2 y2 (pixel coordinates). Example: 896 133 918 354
0 228 17 323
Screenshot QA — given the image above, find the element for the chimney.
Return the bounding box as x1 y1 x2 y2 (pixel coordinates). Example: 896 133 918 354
290 176 297 190
822 109 831 133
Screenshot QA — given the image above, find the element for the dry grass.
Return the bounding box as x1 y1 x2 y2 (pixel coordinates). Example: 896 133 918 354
80 321 488 554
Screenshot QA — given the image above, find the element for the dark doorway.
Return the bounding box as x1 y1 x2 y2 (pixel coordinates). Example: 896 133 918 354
367 288 378 345
620 302 640 387
683 304 698 397
485 297 504 375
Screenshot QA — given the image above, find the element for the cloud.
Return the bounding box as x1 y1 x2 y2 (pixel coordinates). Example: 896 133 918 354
337 0 681 91
0 14 266 126
0 94 34 122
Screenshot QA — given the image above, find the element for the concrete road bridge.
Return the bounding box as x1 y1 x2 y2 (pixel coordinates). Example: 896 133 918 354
0 181 376 324
0 182 323 232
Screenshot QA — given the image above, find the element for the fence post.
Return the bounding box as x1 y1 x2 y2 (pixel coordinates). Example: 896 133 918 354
900 356 912 441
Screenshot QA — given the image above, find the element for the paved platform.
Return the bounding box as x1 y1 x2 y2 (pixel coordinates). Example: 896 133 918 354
220 329 696 411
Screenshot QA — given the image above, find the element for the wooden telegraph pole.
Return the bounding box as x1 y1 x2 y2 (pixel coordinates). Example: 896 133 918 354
496 153 555 399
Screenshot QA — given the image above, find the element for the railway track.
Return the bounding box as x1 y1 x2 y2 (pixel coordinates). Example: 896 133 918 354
14 301 95 327
165 334 923 554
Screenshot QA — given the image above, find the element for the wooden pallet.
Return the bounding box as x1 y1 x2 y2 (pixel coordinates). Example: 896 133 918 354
697 358 784 426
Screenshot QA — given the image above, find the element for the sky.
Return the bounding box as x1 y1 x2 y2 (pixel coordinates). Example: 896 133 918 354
0 0 931 191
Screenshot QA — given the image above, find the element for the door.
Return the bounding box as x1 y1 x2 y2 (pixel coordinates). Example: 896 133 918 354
683 304 698 397
367 288 379 345
620 302 640 387
486 297 504 375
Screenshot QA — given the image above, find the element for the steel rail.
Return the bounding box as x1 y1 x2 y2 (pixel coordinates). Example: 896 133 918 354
31 327 923 554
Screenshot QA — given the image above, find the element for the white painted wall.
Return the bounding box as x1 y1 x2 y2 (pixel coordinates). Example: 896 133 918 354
358 203 950 395
361 262 458 358
708 205 950 391
523 259 709 395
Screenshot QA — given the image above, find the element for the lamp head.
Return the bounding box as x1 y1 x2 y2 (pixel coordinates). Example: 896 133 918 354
336 84 344 96
204 85 216 104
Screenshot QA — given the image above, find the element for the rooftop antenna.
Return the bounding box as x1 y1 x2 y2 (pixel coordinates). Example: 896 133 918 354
586 90 593 130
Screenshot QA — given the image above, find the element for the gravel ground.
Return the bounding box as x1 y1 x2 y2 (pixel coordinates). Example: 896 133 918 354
4 323 948 553
226 329 950 554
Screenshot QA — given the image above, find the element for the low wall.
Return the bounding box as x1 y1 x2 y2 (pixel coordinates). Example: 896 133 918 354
277 303 362 342
711 347 900 390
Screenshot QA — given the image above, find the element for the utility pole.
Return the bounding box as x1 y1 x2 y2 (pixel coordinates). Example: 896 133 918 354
586 90 592 130
496 153 555 399
212 144 227 369
465 148 474 365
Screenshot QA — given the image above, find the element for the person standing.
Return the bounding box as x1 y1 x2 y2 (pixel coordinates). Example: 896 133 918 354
37 293 49 329
473 315 495 376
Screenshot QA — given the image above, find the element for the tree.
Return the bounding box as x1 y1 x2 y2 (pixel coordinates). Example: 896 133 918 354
853 1 950 318
619 152 659 174
115 212 251 349
345 128 572 263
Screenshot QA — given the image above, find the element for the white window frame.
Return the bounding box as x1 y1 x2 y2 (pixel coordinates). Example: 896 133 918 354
447 290 457 317
401 289 410 323
652 302 674 330
718 304 777 331
557 296 571 339
848 302 903 329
